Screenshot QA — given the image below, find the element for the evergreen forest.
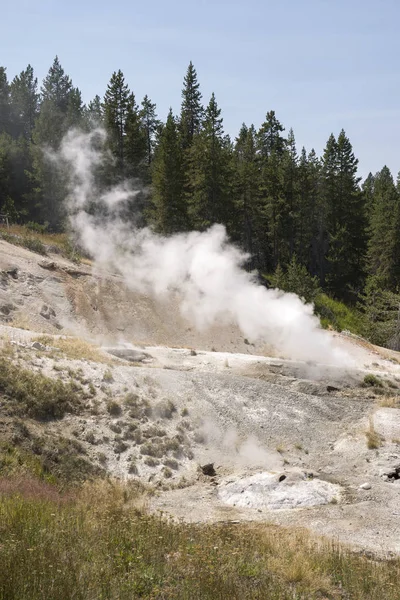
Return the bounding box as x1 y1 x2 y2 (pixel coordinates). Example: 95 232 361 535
1 57 399 349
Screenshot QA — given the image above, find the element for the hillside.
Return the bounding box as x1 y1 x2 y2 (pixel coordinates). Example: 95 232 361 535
1 235 400 564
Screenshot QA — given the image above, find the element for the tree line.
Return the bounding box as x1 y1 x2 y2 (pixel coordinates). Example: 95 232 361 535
0 57 399 347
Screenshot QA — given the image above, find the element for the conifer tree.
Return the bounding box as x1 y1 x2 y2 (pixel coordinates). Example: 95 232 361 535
0 67 11 135
257 111 286 269
10 65 39 139
124 93 147 179
31 57 82 226
232 124 264 269
325 130 366 300
180 62 203 149
367 166 400 289
296 147 321 273
140 95 160 166
151 109 186 234
281 127 299 261
103 70 130 173
186 93 233 230
85 94 103 127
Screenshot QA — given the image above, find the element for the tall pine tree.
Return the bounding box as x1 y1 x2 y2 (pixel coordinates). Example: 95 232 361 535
151 109 186 234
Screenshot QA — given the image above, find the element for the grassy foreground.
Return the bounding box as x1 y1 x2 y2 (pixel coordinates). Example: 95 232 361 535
0 477 399 600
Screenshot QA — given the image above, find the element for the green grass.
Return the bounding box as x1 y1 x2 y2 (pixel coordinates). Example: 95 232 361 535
0 356 83 420
0 476 399 600
314 293 365 334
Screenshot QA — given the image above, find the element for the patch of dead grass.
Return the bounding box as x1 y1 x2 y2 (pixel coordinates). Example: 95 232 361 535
35 335 113 364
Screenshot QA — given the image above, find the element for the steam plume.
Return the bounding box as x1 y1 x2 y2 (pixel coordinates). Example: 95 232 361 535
58 128 348 365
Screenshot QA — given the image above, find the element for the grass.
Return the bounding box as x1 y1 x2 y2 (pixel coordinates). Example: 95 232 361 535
379 396 400 408
366 416 383 450
0 355 82 420
0 476 400 600
0 229 47 255
0 224 90 263
314 293 365 334
35 335 113 364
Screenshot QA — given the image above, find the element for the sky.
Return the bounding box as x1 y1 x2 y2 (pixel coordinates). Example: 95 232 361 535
2 0 400 179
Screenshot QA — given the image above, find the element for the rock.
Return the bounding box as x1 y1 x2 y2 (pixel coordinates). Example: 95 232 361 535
0 303 14 315
39 261 57 270
40 304 56 320
201 463 216 476
102 347 151 363
327 385 340 393
360 482 371 490
31 341 46 351
5 267 18 279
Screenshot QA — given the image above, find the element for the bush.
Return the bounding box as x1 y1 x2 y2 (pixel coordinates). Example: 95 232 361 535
106 401 121 416
363 374 384 388
21 236 47 255
26 221 49 234
0 357 82 420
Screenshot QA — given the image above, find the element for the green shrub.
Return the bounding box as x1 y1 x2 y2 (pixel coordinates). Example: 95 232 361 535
363 374 384 388
0 357 82 420
21 236 47 255
106 401 121 416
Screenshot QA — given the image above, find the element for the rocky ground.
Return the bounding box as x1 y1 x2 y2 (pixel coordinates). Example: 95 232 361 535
1 238 400 556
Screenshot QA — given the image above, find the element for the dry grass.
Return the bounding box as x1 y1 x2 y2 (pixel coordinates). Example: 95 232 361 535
0 475 400 599
379 396 400 408
35 335 113 364
366 416 383 449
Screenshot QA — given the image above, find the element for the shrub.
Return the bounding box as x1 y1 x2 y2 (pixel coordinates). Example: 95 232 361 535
0 357 81 420
155 399 177 419
106 401 122 416
363 374 384 388
21 236 47 255
103 369 113 383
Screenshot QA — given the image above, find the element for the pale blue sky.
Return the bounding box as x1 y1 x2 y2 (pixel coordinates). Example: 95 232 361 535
2 0 400 178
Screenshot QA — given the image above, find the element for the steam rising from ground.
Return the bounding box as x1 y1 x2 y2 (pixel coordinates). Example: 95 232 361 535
58 129 348 365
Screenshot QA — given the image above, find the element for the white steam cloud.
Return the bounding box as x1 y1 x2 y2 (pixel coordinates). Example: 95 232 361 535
58 128 348 365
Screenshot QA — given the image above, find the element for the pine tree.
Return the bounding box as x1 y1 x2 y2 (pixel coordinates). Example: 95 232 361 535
85 95 103 127
362 172 375 213
10 65 39 139
367 166 400 289
180 62 203 149
140 95 160 166
124 93 147 179
186 93 233 230
325 130 366 300
0 67 11 135
232 124 264 269
281 127 299 261
31 57 81 226
257 110 286 159
317 134 337 285
151 109 186 234
103 70 130 174
256 111 286 269
296 147 321 274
